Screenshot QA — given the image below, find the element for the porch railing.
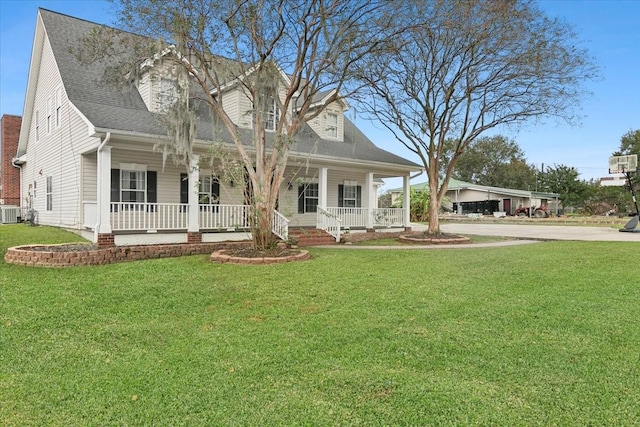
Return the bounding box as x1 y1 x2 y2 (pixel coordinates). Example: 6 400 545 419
325 207 405 229
371 208 404 227
326 207 368 228
317 207 342 242
272 210 289 241
110 202 188 231
199 204 251 230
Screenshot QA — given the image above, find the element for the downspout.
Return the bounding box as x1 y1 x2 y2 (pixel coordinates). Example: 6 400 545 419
94 132 111 235
11 158 23 216
98 132 111 152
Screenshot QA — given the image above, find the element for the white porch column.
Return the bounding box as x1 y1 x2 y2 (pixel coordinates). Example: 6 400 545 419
187 155 200 233
319 167 328 210
365 172 374 230
95 146 112 238
403 174 411 231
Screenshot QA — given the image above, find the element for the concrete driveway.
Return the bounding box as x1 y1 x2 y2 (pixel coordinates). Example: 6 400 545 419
439 222 640 242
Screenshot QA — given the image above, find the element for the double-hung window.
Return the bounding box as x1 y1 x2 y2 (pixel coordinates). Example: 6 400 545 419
158 78 178 111
326 113 338 138
121 170 146 204
298 183 319 213
262 97 279 131
199 175 220 206
338 182 361 208
111 167 156 212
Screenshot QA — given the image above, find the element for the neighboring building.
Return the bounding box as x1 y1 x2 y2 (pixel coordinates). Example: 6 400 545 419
389 178 560 216
599 176 626 187
14 9 421 246
0 115 22 206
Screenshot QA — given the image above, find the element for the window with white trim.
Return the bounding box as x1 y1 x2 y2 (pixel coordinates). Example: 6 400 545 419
46 97 52 134
326 113 338 138
158 78 178 111
262 97 279 131
111 167 156 212
298 183 318 213
199 175 220 204
46 176 53 211
35 110 40 142
339 181 361 208
342 184 358 207
121 170 146 203
55 87 62 128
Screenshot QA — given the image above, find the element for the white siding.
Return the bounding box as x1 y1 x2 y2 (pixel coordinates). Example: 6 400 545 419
136 72 152 111
280 166 374 227
82 153 97 202
222 89 242 126
233 83 290 130
235 89 253 128
109 148 246 204
134 61 180 113
22 34 100 229
306 101 344 141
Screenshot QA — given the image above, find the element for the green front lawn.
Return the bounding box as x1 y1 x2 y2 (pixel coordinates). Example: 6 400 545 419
1 224 639 425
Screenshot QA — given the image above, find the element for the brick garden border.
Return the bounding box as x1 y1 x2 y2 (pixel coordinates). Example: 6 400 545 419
210 249 310 265
5 241 251 268
397 234 471 244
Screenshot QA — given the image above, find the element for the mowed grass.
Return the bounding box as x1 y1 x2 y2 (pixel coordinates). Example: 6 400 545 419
352 234 511 246
1 224 640 425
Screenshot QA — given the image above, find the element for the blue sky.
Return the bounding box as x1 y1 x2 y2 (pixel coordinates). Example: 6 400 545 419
1 0 639 187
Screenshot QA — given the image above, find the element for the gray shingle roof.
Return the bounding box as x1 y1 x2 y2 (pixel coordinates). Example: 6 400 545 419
40 9 420 169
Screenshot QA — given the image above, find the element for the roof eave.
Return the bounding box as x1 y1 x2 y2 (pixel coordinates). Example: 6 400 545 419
17 11 46 157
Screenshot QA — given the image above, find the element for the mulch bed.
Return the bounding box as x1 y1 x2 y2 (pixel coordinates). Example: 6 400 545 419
342 231 471 244
398 232 471 244
210 248 310 264
223 247 302 258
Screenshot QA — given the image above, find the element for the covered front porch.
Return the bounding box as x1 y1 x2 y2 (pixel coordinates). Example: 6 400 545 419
82 146 413 246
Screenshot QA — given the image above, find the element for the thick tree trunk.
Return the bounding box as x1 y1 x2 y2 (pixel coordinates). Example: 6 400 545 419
250 191 276 250
253 200 275 250
427 166 440 234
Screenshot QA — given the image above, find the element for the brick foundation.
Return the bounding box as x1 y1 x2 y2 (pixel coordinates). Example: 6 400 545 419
366 228 376 233
97 233 115 247
187 232 202 244
404 226 412 232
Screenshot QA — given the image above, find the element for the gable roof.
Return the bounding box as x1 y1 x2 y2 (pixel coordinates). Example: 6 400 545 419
19 8 420 171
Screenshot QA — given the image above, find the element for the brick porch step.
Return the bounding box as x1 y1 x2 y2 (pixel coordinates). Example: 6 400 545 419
287 228 337 246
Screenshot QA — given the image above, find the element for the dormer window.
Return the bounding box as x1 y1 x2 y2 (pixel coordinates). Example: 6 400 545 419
261 97 279 131
326 112 338 138
158 78 178 111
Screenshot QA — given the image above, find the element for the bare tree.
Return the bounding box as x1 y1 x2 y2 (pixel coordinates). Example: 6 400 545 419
81 0 394 250
355 0 598 233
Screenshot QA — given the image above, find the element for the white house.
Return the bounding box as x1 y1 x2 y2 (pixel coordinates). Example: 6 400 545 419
14 9 421 246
